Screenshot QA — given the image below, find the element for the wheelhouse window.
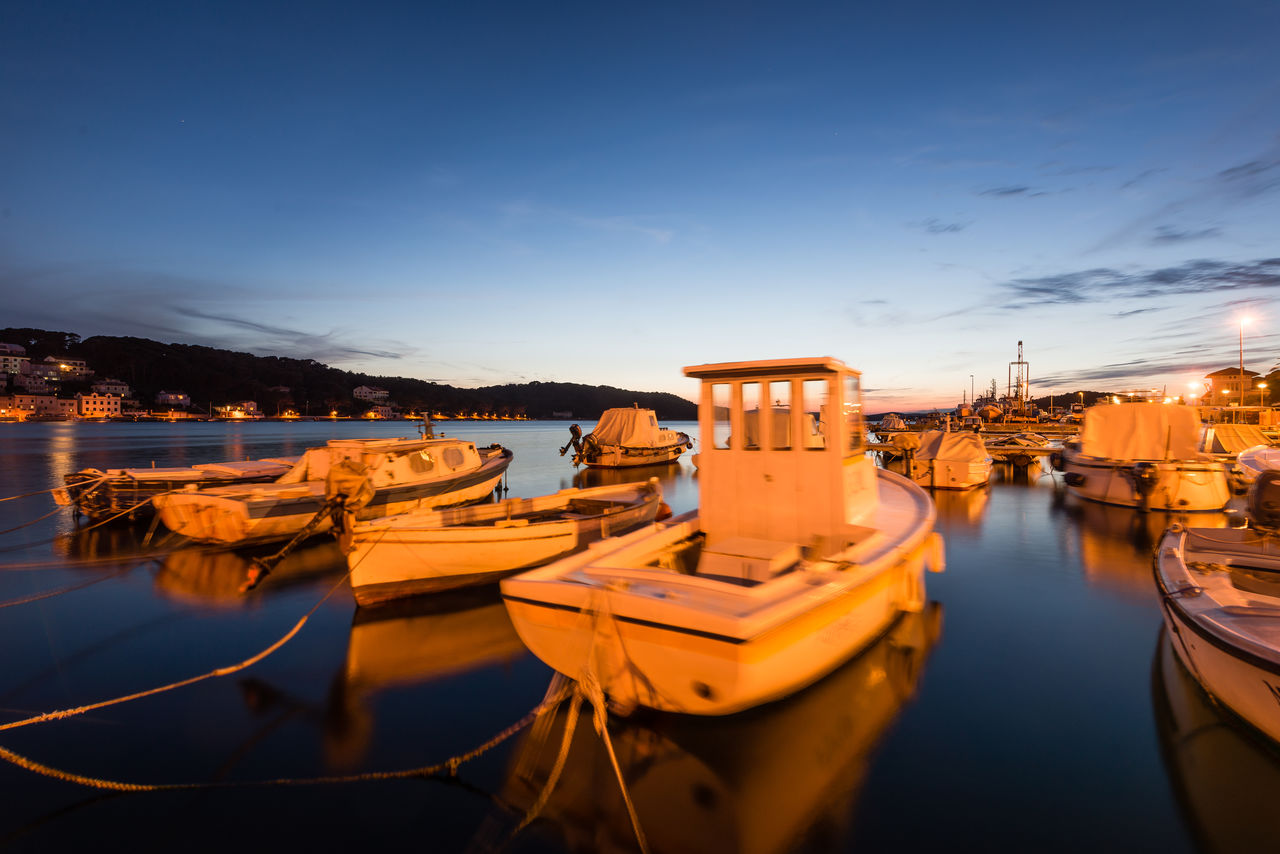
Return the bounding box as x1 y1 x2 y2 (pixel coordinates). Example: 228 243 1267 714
769 380 792 450
801 379 829 449
844 374 865 454
741 382 762 450
712 383 731 449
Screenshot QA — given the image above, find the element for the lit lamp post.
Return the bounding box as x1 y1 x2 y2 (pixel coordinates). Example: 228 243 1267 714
1260 382 1269 407
1239 316 1251 412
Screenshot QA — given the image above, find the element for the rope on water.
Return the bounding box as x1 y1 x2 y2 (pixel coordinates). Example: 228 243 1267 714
0 677 574 793
0 493 160 555
0 506 66 538
0 480 104 504
0 567 352 734
581 671 650 854
0 566 133 609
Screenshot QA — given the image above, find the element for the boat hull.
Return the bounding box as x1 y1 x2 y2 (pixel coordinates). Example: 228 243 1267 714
911 458 992 490
348 482 662 606
581 439 690 468
154 449 512 546
55 461 294 522
1064 450 1230 511
1154 526 1280 744
501 472 944 716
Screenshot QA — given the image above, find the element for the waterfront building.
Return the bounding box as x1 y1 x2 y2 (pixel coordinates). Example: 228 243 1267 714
213 401 261 419
77 392 122 418
155 390 191 407
41 355 94 379
0 343 29 375
92 378 132 396
353 385 391 403
1203 367 1263 407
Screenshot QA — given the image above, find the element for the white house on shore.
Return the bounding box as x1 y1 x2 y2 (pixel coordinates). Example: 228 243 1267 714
77 393 122 418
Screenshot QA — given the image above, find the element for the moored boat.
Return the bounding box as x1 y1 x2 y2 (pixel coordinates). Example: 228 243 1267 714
1235 444 1280 487
501 357 945 716
560 405 692 468
1060 403 1230 511
54 457 297 521
152 435 512 546
1153 472 1280 743
346 479 664 606
901 429 993 490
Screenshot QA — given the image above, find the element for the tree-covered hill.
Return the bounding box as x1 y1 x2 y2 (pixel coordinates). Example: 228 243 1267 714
0 328 697 419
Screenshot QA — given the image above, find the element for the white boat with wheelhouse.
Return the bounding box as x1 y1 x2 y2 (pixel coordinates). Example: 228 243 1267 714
560 405 692 468
501 357 945 716
153 435 512 546
1154 472 1280 744
1060 403 1230 511
346 479 664 606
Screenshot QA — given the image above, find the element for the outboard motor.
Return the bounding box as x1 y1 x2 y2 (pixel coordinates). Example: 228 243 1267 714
559 424 583 458
1130 461 1160 512
1248 470 1280 530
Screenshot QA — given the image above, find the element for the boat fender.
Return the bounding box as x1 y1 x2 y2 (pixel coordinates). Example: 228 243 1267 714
655 501 672 521
1063 472 1086 487
1248 470 1280 529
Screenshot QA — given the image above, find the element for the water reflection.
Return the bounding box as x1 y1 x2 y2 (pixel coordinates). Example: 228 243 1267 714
153 539 348 606
1057 496 1229 597
573 462 699 517
931 487 990 525
325 587 528 767
490 603 942 854
1153 628 1280 853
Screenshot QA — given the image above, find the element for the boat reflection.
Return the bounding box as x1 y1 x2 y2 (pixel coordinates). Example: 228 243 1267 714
1057 496 1229 598
930 486 990 525
492 603 942 854
153 539 348 606
326 587 528 767
573 462 698 516
1153 627 1280 854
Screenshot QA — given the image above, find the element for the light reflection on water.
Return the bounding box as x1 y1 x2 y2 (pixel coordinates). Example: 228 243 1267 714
0 420 1274 851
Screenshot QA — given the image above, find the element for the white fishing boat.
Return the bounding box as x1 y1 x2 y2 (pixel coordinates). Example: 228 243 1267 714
1060 403 1230 511
347 479 665 606
152 435 512 546
560 405 693 468
501 357 945 716
1154 473 1280 744
54 457 297 521
903 429 992 490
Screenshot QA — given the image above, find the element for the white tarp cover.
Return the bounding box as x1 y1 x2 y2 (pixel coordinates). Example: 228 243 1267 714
1079 403 1202 461
915 430 989 462
591 408 662 447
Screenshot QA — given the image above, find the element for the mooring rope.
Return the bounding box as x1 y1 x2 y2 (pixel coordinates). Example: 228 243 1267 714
0 681 573 793
0 566 134 609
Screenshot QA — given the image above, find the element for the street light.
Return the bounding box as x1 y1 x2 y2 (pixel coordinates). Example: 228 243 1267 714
1260 382 1269 407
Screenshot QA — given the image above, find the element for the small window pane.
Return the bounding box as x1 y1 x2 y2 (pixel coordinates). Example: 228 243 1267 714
712 383 731 449
844 374 865 454
769 380 792 450
802 379 829 449
741 382 762 450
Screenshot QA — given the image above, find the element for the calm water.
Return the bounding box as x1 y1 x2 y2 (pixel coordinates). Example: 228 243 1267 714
0 420 1276 852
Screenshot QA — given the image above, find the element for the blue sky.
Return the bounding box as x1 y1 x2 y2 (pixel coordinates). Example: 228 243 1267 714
3 0 1278 410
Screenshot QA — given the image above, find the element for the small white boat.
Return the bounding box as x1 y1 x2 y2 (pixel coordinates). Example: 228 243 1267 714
501 357 945 716
903 429 992 490
1154 473 1280 744
54 457 297 521
153 436 512 546
1060 403 1230 511
560 405 692 468
878 412 907 431
1236 444 1280 486
346 479 665 606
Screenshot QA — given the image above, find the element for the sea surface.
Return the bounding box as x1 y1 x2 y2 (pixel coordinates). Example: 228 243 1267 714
0 419 1276 853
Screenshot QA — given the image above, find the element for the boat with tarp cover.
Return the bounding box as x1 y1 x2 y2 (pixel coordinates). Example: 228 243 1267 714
1059 403 1230 511
560 405 692 468
501 357 945 716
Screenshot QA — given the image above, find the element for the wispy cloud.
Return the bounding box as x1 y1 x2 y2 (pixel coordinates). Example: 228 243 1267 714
997 257 1280 309
1150 225 1222 245
499 200 675 244
911 217 969 234
977 185 1056 198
